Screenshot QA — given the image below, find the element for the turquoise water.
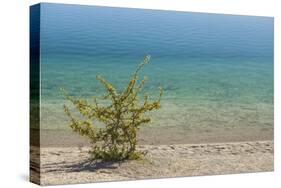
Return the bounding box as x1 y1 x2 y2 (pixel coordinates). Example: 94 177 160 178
39 3 273 130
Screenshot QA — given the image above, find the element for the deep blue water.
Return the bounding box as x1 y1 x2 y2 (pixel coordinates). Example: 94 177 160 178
38 3 273 129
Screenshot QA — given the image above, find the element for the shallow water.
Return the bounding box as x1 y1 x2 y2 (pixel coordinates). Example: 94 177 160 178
37 3 273 130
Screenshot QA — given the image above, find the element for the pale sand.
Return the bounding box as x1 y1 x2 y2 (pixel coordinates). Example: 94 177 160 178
31 140 273 185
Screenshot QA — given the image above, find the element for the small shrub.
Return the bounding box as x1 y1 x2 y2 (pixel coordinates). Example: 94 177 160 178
62 55 163 161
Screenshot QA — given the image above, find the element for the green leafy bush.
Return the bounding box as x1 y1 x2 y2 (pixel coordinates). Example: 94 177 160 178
62 55 163 161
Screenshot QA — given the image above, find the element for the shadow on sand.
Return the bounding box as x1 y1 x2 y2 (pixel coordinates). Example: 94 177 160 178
67 159 122 172
44 158 123 173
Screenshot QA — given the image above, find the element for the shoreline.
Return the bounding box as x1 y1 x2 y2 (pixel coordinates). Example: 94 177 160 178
32 125 273 147
32 140 274 185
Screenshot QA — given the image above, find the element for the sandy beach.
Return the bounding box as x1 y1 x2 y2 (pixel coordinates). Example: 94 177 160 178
31 140 273 185
29 3 274 186
32 125 273 147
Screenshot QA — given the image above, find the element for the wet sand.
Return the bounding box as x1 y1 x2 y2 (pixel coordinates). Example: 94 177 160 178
32 125 273 147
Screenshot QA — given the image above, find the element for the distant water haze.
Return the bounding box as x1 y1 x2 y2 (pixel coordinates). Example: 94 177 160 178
38 3 273 130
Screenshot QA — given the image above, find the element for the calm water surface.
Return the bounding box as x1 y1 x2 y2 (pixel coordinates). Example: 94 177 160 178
38 3 273 130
